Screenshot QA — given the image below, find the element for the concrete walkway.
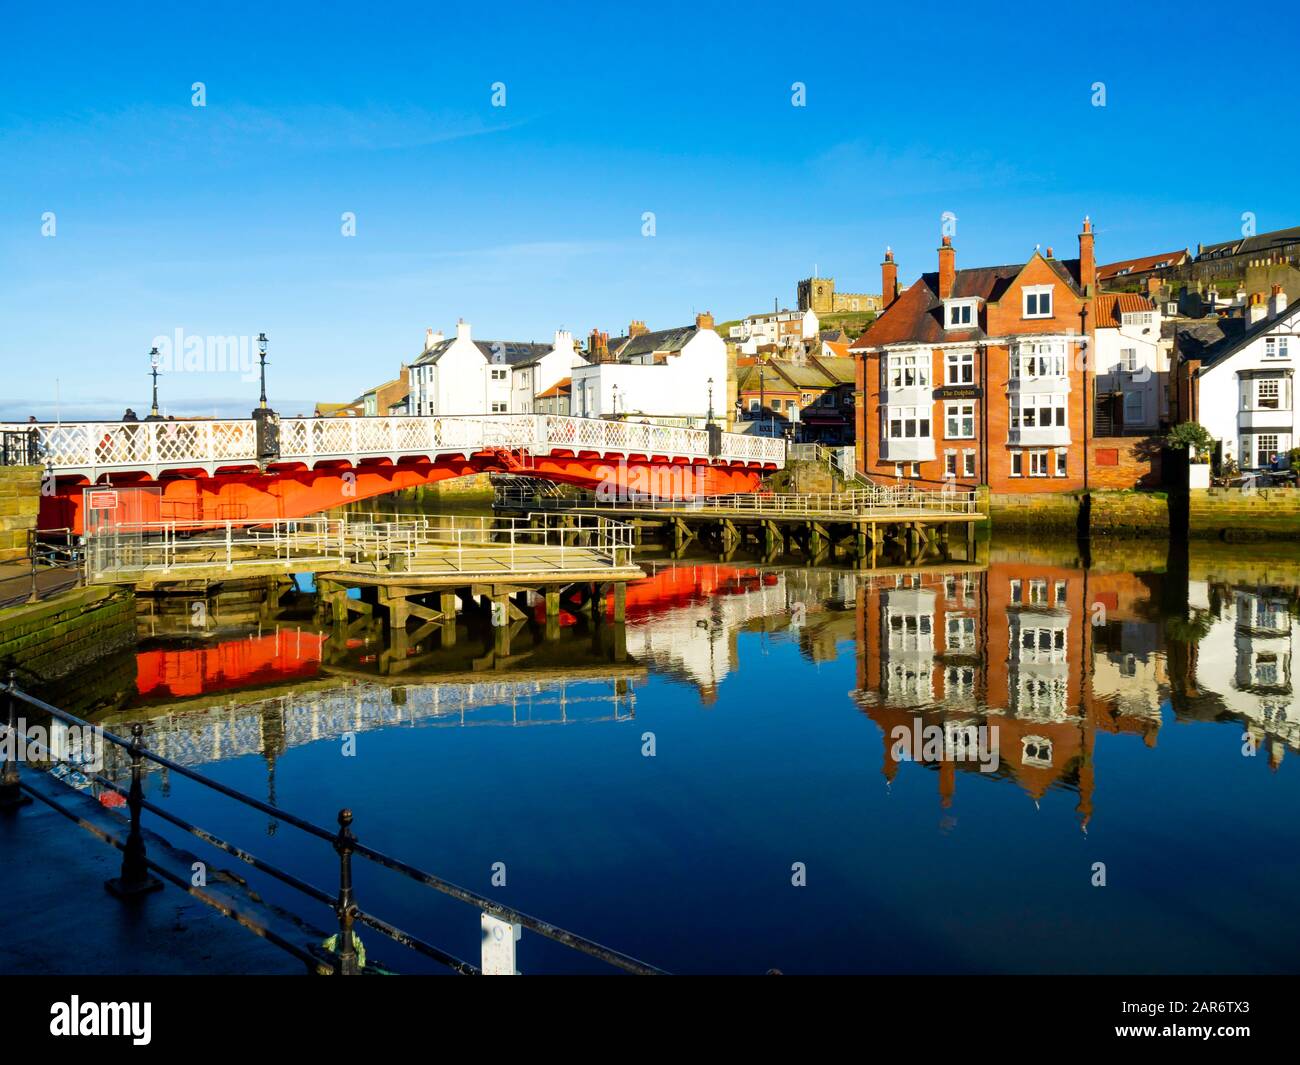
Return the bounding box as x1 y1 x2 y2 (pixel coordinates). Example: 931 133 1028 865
0 560 80 610
0 789 304 975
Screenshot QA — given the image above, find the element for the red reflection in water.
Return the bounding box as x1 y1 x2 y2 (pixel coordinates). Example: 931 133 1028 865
616 564 766 618
526 564 768 623
136 630 328 699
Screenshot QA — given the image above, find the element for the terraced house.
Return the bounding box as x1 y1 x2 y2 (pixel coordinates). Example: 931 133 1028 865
850 220 1102 491
735 352 856 442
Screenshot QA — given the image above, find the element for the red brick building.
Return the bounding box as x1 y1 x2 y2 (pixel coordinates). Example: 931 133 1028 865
850 220 1100 492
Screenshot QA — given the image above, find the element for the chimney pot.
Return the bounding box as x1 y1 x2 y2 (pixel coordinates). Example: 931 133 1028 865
1269 284 1289 317
695 311 714 331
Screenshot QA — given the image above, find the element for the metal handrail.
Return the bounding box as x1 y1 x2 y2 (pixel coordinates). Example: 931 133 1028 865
3 677 666 975
505 485 981 518
82 513 638 580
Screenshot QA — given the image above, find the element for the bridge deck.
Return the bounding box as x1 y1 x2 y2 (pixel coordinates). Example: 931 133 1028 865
84 514 643 587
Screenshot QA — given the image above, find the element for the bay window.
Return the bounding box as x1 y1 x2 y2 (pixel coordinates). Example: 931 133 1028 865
886 406 932 439
1010 394 1067 429
1010 340 1067 379
885 350 931 389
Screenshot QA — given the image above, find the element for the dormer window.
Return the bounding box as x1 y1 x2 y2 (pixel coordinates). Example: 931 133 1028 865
945 299 976 329
1023 286 1053 319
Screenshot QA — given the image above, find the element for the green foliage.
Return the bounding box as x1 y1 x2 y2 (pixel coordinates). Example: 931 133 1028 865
1166 421 1214 460
1165 611 1213 644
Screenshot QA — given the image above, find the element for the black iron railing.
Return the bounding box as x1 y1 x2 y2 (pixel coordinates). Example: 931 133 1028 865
0 674 666 975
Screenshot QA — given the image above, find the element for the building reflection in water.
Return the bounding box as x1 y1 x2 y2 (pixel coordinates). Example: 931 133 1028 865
1177 576 1297 770
108 556 1300 829
852 563 1164 828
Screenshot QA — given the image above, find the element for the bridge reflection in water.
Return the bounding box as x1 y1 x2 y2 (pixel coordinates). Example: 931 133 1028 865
103 548 1300 817
46 542 1298 974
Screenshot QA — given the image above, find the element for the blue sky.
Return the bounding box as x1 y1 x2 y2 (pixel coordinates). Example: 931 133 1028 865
1 0 1294 419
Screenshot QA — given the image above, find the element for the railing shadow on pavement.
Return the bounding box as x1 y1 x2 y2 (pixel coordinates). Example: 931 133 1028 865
0 671 666 975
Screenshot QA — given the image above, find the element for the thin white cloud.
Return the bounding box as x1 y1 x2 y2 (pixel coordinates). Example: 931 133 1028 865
0 102 526 178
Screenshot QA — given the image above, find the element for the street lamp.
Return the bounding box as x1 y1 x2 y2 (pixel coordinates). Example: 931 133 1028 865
148 347 162 419
251 332 280 467
611 383 620 418
707 377 714 426
256 333 270 410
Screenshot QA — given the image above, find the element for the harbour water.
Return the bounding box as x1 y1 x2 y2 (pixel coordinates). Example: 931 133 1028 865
85 536 1300 974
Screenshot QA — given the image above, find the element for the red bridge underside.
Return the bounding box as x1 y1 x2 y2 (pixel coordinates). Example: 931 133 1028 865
43 453 768 534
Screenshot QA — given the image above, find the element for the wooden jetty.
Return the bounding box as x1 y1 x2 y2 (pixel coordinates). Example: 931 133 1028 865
84 513 643 661
495 485 984 567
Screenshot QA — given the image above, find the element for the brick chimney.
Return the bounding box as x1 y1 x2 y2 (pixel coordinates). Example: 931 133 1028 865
881 247 898 309
1247 292 1268 326
695 311 715 331
1270 283 1288 317
588 330 613 363
628 320 648 337
937 236 955 300
1078 216 1096 295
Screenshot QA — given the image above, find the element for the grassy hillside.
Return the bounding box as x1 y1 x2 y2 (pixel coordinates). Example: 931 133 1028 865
816 311 877 338
715 310 877 341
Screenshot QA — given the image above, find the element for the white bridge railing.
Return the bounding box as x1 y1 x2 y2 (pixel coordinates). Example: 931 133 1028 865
2 414 786 478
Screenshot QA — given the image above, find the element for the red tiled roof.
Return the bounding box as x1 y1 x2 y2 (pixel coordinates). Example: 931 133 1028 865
1093 292 1156 326
851 256 1085 351
1097 250 1187 280
536 376 572 399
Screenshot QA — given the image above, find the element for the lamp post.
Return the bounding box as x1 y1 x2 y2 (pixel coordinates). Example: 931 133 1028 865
252 332 280 466
147 347 162 420
256 332 270 410
759 364 767 434
611 383 620 418
704 375 722 459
